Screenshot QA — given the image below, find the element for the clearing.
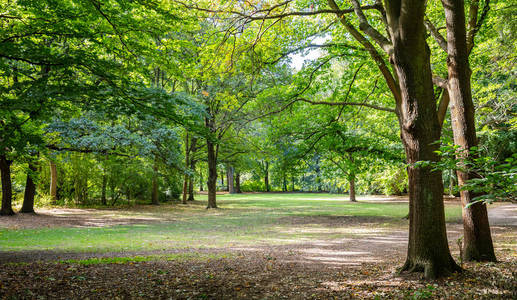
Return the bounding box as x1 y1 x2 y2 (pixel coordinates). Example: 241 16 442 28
0 193 515 299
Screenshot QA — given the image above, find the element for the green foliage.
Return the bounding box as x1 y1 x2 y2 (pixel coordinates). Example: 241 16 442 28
369 165 408 196
422 141 517 204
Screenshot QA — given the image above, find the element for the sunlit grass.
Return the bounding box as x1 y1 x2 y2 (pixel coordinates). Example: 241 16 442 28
0 193 463 253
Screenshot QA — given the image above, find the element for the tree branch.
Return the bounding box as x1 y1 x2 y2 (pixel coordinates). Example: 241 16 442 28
437 89 450 127
265 43 364 65
424 18 448 52
467 0 491 55
173 0 381 20
327 0 401 106
46 145 132 157
297 98 395 113
432 76 448 89
349 0 393 54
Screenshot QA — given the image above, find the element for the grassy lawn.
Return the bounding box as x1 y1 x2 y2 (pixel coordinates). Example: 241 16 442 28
0 193 463 253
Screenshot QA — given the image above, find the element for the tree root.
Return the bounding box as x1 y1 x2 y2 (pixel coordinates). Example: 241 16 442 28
399 258 462 279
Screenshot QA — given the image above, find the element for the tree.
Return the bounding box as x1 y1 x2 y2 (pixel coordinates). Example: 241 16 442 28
196 0 460 277
0 155 14 215
439 0 496 262
21 156 38 213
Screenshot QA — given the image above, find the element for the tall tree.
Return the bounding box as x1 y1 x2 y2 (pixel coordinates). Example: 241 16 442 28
440 0 496 262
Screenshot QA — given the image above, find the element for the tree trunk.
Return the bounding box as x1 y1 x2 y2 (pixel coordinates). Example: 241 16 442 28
0 155 14 216
442 0 496 262
21 161 38 213
49 160 58 203
449 169 455 197
188 158 196 201
291 175 295 191
199 166 204 192
206 139 218 208
187 178 194 201
221 171 225 189
282 173 287 192
227 165 235 194
101 173 107 206
349 174 357 202
182 133 190 204
151 159 159 205
384 0 460 278
264 161 270 192
188 138 197 201
235 172 241 193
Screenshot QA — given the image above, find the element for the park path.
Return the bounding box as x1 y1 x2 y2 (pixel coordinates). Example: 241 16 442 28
488 204 517 226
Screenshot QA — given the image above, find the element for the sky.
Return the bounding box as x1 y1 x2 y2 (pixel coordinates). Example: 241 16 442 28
290 36 328 70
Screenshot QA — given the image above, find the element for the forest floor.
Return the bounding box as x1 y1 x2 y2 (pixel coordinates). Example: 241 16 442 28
0 193 515 299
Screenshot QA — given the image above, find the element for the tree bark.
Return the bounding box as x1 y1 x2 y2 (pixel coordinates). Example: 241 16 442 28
206 139 218 208
0 155 14 216
349 173 357 202
151 159 159 205
442 0 496 262
49 160 58 203
227 165 235 194
21 161 38 213
384 0 460 278
282 173 287 192
235 172 241 193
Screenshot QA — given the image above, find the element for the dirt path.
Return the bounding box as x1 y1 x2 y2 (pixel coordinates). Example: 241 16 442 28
488 204 517 226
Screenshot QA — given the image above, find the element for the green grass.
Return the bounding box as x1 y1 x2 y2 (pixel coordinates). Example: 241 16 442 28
0 193 463 253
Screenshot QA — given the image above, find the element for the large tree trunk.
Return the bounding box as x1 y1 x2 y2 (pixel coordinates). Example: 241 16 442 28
21 161 38 213
206 139 218 208
151 159 159 205
385 0 460 278
235 172 241 193
264 161 270 192
227 165 235 194
0 155 14 216
49 160 58 203
442 0 496 262
348 173 357 202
